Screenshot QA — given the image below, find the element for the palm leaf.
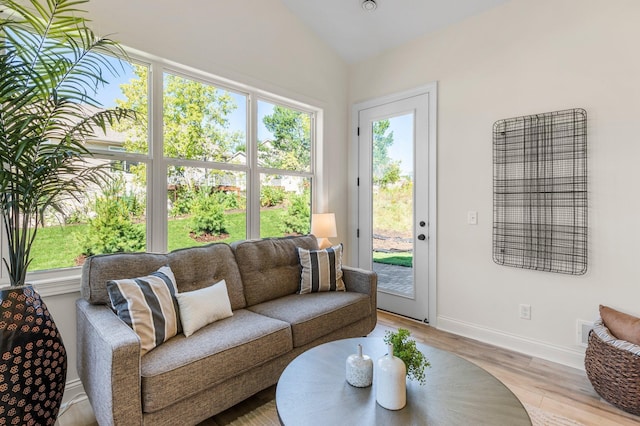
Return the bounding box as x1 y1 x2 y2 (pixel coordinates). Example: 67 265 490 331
0 0 135 285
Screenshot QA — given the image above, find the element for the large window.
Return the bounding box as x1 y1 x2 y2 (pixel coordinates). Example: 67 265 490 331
24 53 317 275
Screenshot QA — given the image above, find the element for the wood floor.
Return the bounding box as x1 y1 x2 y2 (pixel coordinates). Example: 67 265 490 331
210 310 640 425
370 310 639 426
59 310 640 425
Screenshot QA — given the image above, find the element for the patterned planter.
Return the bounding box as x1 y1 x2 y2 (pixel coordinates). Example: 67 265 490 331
0 286 67 425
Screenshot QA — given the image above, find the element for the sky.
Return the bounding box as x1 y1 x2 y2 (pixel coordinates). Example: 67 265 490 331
92 58 413 171
93 58 274 144
386 114 414 177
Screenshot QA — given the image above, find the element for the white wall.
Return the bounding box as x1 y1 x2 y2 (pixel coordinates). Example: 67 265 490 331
349 0 640 369
41 0 349 402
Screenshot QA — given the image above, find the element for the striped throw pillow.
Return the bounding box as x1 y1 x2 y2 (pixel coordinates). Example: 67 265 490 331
107 265 179 356
298 244 346 294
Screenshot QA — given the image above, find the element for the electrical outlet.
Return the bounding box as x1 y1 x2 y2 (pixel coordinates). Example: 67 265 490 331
519 304 531 320
577 320 594 347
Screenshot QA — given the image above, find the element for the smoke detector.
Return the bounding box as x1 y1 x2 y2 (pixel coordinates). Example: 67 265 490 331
362 0 377 12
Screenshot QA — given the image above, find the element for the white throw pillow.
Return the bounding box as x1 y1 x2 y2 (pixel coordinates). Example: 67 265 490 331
176 280 233 337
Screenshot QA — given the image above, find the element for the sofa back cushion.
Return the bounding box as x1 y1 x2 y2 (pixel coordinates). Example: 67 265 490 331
232 235 318 306
82 252 168 305
81 243 246 310
168 244 246 310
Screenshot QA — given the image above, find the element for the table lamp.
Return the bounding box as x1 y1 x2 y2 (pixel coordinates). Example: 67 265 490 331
311 213 337 249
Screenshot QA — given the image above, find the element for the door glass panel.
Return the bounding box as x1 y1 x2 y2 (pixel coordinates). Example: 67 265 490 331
372 114 414 297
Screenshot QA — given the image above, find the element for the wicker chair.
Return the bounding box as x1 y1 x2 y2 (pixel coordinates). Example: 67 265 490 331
585 320 640 416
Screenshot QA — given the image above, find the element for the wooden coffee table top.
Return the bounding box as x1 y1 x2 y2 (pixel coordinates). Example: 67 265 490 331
276 337 531 425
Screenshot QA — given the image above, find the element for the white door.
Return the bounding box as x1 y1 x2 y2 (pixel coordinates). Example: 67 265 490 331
357 89 436 322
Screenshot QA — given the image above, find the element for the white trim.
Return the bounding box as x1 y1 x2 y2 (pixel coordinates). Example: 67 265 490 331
437 315 586 371
2 44 324 284
125 45 326 115
31 275 81 297
350 83 438 326
60 378 86 405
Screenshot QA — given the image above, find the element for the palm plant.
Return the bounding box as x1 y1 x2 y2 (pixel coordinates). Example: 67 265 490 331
0 0 134 286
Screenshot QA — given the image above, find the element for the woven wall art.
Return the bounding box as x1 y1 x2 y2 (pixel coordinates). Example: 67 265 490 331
493 108 587 275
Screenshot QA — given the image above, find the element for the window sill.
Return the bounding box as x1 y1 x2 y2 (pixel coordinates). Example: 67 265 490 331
0 271 82 297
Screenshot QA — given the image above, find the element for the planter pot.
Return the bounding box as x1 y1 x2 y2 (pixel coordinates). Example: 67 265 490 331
0 286 67 426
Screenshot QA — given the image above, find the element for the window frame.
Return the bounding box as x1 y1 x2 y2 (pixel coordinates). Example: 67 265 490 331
4 48 321 286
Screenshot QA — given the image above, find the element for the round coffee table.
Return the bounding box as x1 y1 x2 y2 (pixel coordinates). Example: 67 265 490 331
276 337 531 425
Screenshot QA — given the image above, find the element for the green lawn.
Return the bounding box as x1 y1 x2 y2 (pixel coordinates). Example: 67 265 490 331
30 207 411 271
372 251 413 268
30 209 289 271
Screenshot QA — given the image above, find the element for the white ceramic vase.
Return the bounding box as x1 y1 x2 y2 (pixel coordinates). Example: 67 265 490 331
376 343 407 410
346 343 373 387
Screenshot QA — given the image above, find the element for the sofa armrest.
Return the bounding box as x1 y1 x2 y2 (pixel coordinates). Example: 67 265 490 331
342 265 377 295
76 299 142 426
342 266 377 330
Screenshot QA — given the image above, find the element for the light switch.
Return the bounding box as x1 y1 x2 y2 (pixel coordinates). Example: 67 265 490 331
467 211 478 225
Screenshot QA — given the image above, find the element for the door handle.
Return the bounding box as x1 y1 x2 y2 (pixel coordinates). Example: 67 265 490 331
418 234 426 241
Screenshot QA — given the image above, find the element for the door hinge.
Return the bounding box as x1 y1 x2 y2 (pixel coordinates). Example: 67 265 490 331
357 229 360 238
357 177 360 186
357 127 360 136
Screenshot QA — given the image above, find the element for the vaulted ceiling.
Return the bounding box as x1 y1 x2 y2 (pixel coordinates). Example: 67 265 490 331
281 0 510 63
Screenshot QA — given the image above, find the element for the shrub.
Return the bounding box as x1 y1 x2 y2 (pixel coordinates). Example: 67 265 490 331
64 207 89 225
261 185 286 207
122 192 145 219
169 186 197 217
215 189 243 210
79 179 145 256
280 191 310 235
191 188 227 236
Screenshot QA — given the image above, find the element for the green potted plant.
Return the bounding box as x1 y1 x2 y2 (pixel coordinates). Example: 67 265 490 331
0 0 133 423
384 328 431 384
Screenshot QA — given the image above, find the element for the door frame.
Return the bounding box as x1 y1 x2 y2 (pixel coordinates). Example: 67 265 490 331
349 83 438 325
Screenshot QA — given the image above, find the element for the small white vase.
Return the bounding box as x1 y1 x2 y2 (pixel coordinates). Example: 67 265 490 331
376 343 407 410
346 343 373 387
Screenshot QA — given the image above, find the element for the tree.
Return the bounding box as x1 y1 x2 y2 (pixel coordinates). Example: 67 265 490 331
0 0 135 286
261 106 311 171
115 69 244 189
372 119 398 186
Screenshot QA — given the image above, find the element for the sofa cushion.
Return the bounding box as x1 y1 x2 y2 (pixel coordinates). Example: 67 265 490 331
298 244 345 293
176 280 233 337
140 309 291 413
248 292 371 347
107 265 180 356
82 252 169 305
168 243 246 310
232 235 318 306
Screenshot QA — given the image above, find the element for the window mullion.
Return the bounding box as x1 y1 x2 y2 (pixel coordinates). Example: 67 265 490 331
248 93 260 239
149 61 167 252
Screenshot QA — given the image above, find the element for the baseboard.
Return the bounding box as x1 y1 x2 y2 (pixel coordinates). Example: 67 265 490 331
437 315 586 371
62 378 86 405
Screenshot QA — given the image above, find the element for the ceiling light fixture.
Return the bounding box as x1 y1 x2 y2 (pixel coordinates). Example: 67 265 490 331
362 0 377 12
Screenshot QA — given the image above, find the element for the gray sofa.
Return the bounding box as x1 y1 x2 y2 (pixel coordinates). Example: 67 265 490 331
76 235 377 425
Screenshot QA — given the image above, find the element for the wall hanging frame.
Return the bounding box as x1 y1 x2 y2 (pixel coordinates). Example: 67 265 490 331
492 108 587 275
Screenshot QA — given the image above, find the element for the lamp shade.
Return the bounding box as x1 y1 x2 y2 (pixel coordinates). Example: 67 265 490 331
311 213 337 238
